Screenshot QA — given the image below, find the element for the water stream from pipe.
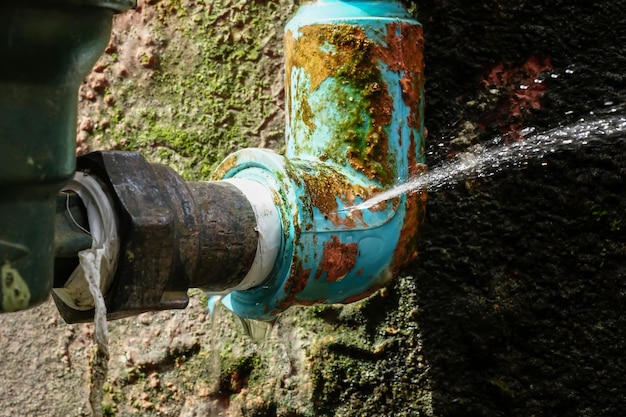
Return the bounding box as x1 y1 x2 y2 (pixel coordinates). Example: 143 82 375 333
207 295 274 343
207 295 223 417
347 112 626 212
238 317 275 343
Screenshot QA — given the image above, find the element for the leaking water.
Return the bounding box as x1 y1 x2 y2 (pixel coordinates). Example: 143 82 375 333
80 248 109 417
208 295 275 343
238 317 275 343
348 113 626 212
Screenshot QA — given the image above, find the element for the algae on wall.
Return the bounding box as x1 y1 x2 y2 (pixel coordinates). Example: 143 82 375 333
79 0 292 179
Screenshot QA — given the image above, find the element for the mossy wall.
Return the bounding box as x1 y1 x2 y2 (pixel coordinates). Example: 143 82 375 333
78 0 294 179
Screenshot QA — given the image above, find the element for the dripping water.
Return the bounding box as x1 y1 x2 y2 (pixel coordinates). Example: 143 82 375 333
81 249 109 417
348 113 626 212
208 295 274 343
238 317 275 344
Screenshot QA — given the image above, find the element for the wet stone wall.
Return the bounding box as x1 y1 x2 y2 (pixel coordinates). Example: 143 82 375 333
398 0 626 416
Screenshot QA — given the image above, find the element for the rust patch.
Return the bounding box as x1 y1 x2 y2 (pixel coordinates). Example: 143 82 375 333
298 166 378 227
374 22 424 129
211 153 241 180
296 298 328 307
272 259 312 315
342 286 380 305
285 22 424 185
285 24 396 184
317 235 358 282
390 175 428 275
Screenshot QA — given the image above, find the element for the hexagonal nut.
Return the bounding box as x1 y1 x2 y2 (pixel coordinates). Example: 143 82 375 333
76 151 192 318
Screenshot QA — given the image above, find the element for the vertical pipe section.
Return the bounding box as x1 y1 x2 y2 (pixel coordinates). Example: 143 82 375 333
213 0 427 321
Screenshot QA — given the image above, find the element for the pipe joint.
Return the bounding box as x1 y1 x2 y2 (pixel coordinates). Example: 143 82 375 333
53 151 264 323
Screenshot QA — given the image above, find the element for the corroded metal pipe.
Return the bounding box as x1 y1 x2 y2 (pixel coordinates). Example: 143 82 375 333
214 0 427 320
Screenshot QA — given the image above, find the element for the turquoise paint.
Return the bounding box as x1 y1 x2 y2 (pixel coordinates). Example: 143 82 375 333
214 0 425 320
286 0 414 29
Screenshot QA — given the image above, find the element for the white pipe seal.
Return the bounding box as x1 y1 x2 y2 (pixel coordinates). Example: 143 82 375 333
220 178 282 292
53 172 120 311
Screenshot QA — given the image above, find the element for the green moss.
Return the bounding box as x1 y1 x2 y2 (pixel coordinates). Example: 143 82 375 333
94 0 282 180
296 278 433 417
219 354 261 394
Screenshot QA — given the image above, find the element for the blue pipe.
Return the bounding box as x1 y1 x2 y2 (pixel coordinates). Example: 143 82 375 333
213 0 427 321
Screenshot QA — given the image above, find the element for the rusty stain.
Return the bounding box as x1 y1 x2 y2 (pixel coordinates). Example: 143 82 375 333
317 235 358 282
390 177 428 275
297 167 377 227
211 153 240 180
284 22 424 184
341 285 380 305
285 24 399 184
272 259 312 314
296 298 328 306
374 22 424 130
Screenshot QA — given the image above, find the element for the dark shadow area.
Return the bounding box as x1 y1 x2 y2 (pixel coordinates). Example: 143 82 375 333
404 1 626 415
415 140 626 416
415 0 626 162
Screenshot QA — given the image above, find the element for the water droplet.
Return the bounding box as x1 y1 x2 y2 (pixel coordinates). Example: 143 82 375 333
239 317 275 343
207 295 223 320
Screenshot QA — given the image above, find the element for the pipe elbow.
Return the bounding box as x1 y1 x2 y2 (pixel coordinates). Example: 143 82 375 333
212 0 427 321
214 149 426 321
